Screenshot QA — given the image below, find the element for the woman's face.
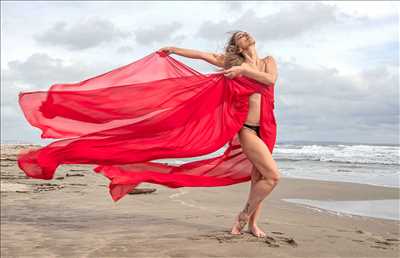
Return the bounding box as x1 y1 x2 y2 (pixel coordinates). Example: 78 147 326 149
234 32 255 52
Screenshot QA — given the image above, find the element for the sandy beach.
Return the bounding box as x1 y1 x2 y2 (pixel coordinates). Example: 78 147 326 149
1 144 399 258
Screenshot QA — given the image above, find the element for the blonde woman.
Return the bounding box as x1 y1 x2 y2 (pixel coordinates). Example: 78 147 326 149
159 30 280 237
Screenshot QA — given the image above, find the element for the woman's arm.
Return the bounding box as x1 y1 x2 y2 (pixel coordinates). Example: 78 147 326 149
199 52 225 68
159 47 224 68
169 47 203 59
241 56 278 86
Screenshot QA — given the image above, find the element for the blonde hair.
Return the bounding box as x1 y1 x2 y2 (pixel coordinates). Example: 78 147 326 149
223 30 247 69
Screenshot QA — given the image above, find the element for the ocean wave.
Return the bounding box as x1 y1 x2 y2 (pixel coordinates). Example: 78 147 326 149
273 144 399 165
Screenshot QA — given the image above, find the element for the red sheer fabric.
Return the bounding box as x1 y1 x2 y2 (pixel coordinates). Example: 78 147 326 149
17 51 277 202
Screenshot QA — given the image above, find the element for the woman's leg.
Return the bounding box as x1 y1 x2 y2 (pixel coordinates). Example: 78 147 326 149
231 128 280 235
247 166 266 236
248 166 262 223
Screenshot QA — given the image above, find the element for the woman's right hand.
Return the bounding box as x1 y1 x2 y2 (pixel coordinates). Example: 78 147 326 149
158 47 175 55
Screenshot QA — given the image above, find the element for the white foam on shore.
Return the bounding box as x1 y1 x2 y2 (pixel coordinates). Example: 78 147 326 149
282 198 400 221
274 144 400 165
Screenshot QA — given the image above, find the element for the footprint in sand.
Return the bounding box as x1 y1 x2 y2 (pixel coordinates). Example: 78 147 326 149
194 230 298 247
360 233 400 250
274 236 298 247
194 231 260 243
265 237 280 247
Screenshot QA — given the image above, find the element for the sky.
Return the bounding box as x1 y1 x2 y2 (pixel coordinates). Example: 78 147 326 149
1 1 399 145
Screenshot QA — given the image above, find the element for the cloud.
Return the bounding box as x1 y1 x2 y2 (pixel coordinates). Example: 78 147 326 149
133 21 186 45
1 52 118 107
2 53 84 104
1 52 127 144
33 17 131 50
196 3 339 41
347 40 399 67
116 45 135 54
274 61 398 143
223 2 244 12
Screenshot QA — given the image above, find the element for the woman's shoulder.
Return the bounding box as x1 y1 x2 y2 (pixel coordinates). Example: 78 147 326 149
262 55 276 64
262 55 278 83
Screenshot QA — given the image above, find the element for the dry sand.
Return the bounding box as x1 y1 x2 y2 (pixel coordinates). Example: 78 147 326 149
1 144 399 258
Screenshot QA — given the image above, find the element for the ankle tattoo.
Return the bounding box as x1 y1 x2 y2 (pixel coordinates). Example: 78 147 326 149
238 212 248 230
237 203 251 230
243 202 250 215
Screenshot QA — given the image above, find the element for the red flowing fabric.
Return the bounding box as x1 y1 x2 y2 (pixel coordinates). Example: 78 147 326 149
17 51 277 202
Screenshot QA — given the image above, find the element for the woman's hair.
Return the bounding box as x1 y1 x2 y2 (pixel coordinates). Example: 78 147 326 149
223 30 247 69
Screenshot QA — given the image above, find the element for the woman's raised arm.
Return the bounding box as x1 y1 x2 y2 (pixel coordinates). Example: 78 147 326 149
200 52 225 68
158 46 225 68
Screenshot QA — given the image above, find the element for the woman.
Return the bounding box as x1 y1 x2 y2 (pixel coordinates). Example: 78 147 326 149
158 31 280 237
17 31 279 238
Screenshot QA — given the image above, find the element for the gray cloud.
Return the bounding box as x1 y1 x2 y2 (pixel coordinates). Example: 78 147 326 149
116 45 135 54
33 17 131 50
274 62 398 143
196 3 339 42
1 52 129 144
348 40 399 67
224 2 244 12
2 53 85 109
1 52 121 107
133 21 186 45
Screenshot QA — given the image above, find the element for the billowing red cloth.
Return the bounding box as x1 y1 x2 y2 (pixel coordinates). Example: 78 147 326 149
17 51 277 202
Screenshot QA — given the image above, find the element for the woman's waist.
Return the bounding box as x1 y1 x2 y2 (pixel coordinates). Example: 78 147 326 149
248 99 274 108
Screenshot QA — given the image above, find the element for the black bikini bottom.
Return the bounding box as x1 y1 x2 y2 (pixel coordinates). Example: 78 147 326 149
242 123 261 138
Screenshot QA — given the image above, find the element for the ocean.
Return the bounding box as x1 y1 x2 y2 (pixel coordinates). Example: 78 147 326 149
153 141 400 188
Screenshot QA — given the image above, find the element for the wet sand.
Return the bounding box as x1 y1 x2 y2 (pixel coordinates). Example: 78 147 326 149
1 144 399 257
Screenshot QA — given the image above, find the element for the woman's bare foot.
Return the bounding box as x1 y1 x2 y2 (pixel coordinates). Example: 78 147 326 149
230 211 250 235
248 223 266 237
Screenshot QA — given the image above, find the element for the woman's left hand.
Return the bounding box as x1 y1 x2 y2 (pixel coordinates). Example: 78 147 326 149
223 66 245 79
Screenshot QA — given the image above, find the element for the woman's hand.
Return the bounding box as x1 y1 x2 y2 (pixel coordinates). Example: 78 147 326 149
223 65 246 79
158 46 175 55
